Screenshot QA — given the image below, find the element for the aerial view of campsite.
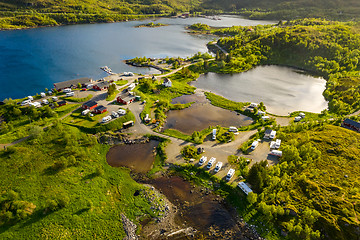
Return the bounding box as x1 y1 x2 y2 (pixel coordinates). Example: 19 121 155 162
1 0 360 239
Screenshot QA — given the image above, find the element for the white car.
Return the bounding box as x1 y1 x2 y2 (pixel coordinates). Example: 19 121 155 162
206 157 216 170
42 99 49 105
199 156 207 166
226 168 235 181
214 162 223 173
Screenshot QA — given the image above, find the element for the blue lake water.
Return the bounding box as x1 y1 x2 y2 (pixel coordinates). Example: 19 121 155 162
0 15 274 100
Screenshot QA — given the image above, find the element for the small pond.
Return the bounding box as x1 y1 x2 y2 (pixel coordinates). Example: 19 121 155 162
106 140 158 173
192 65 328 115
164 93 253 134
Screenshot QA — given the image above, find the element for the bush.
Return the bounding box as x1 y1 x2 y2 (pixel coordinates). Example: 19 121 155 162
181 145 199 160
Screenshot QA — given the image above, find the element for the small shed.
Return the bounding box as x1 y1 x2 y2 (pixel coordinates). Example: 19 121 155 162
82 101 98 110
93 105 107 114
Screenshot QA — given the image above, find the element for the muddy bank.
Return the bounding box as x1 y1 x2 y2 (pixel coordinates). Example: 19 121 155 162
141 175 263 239
106 140 159 173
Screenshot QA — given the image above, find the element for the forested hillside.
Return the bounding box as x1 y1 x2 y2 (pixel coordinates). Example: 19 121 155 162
203 0 360 20
0 0 202 29
2 0 360 29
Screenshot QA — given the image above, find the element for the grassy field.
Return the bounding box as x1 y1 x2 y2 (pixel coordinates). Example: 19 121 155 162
0 124 163 239
0 104 80 144
61 94 93 103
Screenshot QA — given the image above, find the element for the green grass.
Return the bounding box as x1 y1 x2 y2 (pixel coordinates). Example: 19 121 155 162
0 124 163 239
115 80 128 86
162 129 190 141
105 90 119 101
61 94 93 103
63 108 108 128
204 92 249 112
66 110 136 134
0 104 80 144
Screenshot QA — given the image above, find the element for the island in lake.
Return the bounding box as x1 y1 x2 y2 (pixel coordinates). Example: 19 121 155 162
135 22 169 28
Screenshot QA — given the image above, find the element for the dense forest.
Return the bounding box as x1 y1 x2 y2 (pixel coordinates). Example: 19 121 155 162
2 0 360 29
192 19 360 115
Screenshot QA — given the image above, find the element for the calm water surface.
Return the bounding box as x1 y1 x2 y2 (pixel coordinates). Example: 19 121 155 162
0 15 274 100
164 93 252 134
192 65 328 115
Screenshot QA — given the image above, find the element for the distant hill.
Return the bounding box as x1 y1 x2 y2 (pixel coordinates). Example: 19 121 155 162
202 0 360 20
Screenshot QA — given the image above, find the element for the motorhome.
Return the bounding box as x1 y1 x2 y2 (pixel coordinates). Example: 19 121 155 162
199 156 207 166
212 129 217 140
214 162 223 173
82 109 90 116
250 140 259 150
21 100 31 106
42 99 49 105
101 116 112 123
206 157 216 170
112 111 119 118
52 96 58 102
270 150 282 157
63 88 72 93
229 126 238 132
275 139 281 149
226 168 235 181
66 92 75 97
117 109 126 115
270 130 276 139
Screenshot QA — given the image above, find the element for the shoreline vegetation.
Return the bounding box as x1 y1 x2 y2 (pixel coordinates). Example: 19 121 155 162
135 22 168 28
